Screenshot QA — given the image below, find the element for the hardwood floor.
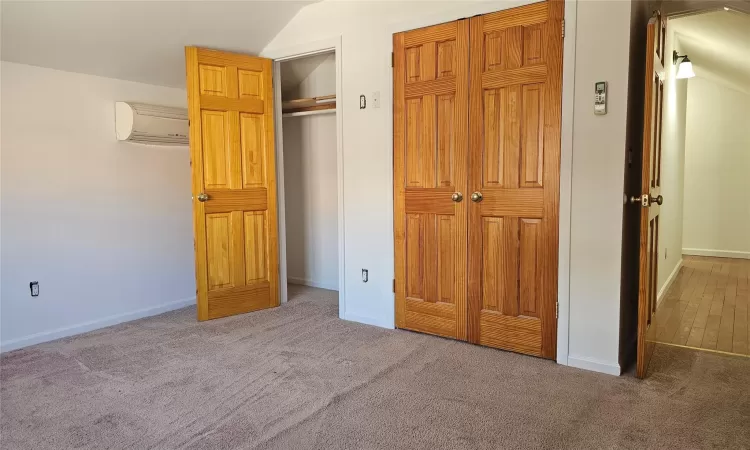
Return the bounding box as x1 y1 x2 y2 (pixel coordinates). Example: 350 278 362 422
651 255 750 356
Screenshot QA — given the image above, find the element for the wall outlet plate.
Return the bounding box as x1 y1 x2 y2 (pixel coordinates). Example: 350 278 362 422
594 81 607 115
30 281 39 297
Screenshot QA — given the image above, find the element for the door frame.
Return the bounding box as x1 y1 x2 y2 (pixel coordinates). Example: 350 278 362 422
261 37 346 317
385 0 577 365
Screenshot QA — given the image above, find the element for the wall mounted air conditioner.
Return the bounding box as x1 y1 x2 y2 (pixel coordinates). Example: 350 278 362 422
115 102 189 146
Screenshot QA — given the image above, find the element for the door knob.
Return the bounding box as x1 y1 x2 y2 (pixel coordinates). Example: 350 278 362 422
451 192 463 202
470 192 483 203
197 193 210 202
629 194 663 207
628 195 644 206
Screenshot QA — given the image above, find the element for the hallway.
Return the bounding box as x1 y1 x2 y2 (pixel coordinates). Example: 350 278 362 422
652 256 750 356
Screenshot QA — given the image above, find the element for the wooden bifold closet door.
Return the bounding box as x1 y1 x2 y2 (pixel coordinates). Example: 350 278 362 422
393 0 563 359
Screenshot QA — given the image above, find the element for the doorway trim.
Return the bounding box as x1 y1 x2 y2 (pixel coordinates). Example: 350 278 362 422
261 36 346 318
384 0 577 365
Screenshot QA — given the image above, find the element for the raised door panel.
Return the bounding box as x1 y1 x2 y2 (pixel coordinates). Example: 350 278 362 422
201 110 232 190
238 70 263 99
394 20 469 340
199 65 228 97
244 211 267 283
468 1 563 359
520 84 545 188
206 213 233 290
240 113 266 188
186 47 278 321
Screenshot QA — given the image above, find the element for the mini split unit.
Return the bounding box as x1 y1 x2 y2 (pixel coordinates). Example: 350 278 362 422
115 102 189 146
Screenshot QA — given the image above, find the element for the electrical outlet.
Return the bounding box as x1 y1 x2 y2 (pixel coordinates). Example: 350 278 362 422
30 281 39 297
362 269 369 283
359 95 366 109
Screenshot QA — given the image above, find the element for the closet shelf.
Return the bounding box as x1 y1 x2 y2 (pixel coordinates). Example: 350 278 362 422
282 94 336 115
283 109 336 118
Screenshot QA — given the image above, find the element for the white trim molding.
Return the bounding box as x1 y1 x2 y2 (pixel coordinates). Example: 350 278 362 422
1 297 195 353
657 258 683 305
343 312 394 329
568 355 622 376
683 248 750 260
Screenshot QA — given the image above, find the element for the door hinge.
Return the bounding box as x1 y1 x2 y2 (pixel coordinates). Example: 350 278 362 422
391 52 394 68
556 302 559 319
393 278 396 293
562 19 565 38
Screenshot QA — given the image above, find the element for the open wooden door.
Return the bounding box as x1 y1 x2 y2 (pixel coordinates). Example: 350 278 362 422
635 13 665 378
393 20 470 339
466 1 563 358
185 47 279 321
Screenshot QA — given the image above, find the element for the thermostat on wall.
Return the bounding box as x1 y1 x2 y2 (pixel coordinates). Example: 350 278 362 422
594 81 607 115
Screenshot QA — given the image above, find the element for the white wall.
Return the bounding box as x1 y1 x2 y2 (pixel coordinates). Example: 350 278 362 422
657 30 689 298
283 114 339 290
567 0 634 375
264 0 637 374
0 62 194 351
682 76 750 258
283 53 336 99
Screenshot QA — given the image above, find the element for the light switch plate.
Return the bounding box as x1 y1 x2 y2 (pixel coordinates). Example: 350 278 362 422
372 91 380 108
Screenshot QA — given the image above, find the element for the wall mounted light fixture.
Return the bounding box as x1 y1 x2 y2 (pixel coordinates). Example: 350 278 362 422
673 50 696 79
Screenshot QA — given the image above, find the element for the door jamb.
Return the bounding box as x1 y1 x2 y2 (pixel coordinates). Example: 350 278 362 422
262 37 346 318
384 0 577 366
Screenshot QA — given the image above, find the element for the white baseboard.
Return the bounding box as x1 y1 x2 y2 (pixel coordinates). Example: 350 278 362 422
657 258 683 305
682 248 750 260
568 355 622 376
0 297 195 353
287 276 338 291
343 312 394 329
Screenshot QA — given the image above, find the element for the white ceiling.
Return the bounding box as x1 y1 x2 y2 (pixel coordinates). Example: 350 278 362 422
670 9 750 93
1 1 315 88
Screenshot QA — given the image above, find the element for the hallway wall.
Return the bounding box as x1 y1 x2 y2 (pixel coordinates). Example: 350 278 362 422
657 27 689 299
682 76 750 258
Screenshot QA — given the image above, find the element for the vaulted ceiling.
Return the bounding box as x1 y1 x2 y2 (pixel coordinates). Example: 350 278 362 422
670 9 750 93
1 1 315 88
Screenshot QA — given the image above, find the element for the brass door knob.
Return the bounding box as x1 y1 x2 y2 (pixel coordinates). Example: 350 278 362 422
651 195 663 206
470 192 483 203
197 193 210 202
451 192 463 202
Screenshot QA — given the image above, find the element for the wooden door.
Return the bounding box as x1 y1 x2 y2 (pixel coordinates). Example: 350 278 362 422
185 47 279 321
636 14 666 378
467 1 563 358
393 20 470 339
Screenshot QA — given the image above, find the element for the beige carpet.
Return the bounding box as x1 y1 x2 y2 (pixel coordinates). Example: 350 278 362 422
2 285 749 449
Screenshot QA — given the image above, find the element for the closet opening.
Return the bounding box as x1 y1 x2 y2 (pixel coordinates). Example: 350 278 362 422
273 47 344 315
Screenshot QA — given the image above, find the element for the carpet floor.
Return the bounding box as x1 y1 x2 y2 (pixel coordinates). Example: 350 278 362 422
2 285 749 449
